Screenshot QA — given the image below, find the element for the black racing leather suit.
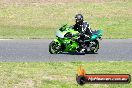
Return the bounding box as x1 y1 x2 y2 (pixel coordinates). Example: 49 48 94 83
73 22 92 36
71 21 92 51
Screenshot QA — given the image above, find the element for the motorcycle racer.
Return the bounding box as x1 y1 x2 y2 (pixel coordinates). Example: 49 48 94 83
49 14 103 54
71 14 93 52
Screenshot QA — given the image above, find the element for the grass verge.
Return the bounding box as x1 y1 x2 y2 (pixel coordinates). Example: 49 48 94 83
0 61 132 88
0 0 132 39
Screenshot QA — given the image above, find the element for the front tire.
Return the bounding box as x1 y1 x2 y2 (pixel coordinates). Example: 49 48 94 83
49 41 62 54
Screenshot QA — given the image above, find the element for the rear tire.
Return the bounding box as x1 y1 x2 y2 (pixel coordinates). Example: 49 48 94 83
90 40 99 53
49 41 62 54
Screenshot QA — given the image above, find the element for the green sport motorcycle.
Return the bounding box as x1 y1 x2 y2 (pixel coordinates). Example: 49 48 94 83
49 24 103 54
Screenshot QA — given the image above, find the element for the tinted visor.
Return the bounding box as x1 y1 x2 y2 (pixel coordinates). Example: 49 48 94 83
76 19 83 23
75 15 83 23
76 19 83 24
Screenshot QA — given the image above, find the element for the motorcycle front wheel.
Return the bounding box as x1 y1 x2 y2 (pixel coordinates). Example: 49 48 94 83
49 41 62 54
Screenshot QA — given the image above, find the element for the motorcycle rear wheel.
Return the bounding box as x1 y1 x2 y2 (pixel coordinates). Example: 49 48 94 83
85 40 99 54
89 40 99 53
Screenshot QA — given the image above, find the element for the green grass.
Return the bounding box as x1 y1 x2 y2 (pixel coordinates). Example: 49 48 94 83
0 0 132 39
0 61 132 88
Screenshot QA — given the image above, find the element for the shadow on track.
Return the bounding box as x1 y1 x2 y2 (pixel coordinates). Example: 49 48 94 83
59 52 98 55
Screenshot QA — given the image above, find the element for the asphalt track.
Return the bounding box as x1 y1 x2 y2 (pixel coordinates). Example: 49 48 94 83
0 39 132 62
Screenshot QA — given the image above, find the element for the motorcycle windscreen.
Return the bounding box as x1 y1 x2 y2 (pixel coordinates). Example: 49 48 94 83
56 30 65 38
